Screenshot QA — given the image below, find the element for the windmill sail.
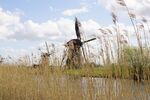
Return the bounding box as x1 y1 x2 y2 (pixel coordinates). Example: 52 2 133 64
82 38 96 44
75 17 81 40
45 42 50 56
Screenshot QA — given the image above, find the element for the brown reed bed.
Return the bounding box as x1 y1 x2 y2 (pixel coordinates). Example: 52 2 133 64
0 64 149 100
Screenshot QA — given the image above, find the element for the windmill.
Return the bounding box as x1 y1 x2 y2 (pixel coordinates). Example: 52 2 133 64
0 55 4 64
62 17 96 69
39 42 54 67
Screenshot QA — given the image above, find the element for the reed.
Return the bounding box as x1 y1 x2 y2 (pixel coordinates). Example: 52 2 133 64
0 63 149 100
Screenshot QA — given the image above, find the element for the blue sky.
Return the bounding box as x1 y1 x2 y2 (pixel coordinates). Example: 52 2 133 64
0 0 112 24
0 0 150 60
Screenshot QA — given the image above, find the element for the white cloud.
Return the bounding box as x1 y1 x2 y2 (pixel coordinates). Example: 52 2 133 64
1 7 149 59
0 8 22 40
1 47 28 57
0 7 102 58
0 8 61 41
49 6 60 12
1 6 148 44
62 6 88 16
49 6 54 12
97 0 150 20
0 8 99 42
82 20 100 35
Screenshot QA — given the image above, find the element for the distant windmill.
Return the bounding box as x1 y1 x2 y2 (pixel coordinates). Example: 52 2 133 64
61 17 96 69
36 42 54 69
0 56 4 64
32 42 54 68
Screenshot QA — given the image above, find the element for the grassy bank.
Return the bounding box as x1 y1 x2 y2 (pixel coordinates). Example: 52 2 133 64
64 64 150 80
64 47 150 80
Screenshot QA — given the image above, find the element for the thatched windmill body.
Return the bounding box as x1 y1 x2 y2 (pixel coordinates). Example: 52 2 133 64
63 17 96 69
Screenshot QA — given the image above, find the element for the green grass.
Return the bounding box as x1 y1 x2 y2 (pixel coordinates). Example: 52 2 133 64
64 66 115 78
64 63 149 80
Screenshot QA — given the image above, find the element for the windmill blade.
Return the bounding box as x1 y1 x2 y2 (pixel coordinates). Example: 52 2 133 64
81 46 87 62
60 48 67 68
82 38 96 44
45 42 50 54
75 17 81 40
81 38 96 62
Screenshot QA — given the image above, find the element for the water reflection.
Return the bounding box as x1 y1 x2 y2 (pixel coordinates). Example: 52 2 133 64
36 75 150 100
80 77 150 100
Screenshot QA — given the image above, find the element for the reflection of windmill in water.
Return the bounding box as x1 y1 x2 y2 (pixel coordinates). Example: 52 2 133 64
62 17 96 69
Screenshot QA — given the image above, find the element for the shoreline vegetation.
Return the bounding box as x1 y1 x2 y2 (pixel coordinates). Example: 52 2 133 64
1 52 150 81
64 65 150 80
0 64 149 100
64 46 150 81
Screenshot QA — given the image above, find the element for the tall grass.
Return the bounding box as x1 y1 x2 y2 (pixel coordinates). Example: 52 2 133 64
0 64 149 100
87 0 150 81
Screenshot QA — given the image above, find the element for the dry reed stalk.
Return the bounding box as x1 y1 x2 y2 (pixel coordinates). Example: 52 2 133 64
111 12 122 63
97 35 106 65
116 0 143 55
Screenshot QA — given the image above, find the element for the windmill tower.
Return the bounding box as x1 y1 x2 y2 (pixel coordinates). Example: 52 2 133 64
40 42 52 67
62 17 96 69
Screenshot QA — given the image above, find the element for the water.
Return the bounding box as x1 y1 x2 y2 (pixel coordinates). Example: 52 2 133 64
37 75 150 100
80 77 150 100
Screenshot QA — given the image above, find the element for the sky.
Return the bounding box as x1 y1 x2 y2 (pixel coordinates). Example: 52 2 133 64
0 0 150 61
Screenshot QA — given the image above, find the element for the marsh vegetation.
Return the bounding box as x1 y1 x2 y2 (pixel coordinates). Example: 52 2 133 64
0 65 149 100
0 0 150 99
